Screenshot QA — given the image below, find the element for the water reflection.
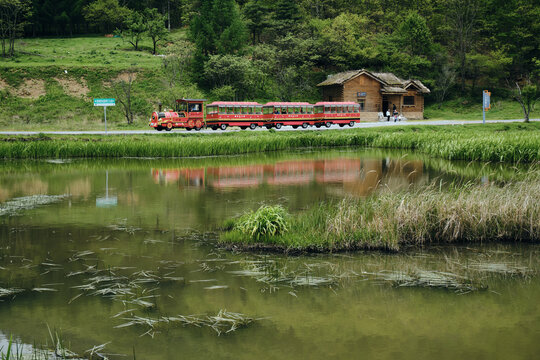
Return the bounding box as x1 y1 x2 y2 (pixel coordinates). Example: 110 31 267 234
152 158 426 196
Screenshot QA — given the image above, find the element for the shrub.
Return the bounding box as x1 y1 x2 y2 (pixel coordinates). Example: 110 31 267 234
234 205 289 241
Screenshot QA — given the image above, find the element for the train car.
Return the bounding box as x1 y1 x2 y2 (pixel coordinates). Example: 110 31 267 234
205 102 264 130
262 102 315 129
149 99 206 131
314 102 361 127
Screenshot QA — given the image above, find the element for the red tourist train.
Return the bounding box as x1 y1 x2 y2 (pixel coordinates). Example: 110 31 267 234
149 99 361 131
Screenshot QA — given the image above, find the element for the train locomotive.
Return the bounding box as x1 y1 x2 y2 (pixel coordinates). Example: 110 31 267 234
149 99 361 131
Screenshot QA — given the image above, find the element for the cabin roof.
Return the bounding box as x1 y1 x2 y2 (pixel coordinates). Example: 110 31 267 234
317 70 430 94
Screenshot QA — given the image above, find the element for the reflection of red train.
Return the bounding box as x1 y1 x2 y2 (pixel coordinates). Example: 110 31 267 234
151 158 424 196
149 99 361 131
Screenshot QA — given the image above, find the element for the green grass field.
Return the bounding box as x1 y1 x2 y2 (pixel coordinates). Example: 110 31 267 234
1 123 538 162
0 33 537 131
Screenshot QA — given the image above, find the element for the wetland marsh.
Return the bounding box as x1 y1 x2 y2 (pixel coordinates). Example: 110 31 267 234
1 149 539 359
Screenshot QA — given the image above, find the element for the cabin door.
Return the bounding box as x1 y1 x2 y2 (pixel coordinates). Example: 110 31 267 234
382 97 389 114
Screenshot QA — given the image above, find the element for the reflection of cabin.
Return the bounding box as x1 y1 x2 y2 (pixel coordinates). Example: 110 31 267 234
317 69 430 121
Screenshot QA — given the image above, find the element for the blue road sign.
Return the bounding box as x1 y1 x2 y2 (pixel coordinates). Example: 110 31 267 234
94 98 116 107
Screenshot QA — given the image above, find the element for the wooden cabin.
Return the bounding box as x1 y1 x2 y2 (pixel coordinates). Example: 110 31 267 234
317 69 430 121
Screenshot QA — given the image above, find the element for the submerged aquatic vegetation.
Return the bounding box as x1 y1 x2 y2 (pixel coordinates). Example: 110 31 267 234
0 287 24 300
0 195 68 217
369 270 484 293
116 310 259 336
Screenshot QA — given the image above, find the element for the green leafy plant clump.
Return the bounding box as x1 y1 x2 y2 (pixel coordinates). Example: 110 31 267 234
229 205 290 243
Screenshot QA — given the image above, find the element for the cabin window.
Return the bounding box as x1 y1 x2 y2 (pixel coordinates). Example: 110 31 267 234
263 107 272 115
324 106 331 113
404 96 415 106
177 102 188 112
207 106 216 114
242 107 249 115
354 105 360 112
255 106 262 114
219 106 226 114
227 107 233 114
358 100 365 111
301 106 307 114
294 107 300 114
331 106 336 113
234 107 241 114
281 107 287 114
307 106 313 114
348 106 353 113
314 106 323 114
288 106 294 114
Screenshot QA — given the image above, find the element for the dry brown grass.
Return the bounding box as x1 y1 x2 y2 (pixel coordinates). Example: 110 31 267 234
54 77 90 98
13 79 46 99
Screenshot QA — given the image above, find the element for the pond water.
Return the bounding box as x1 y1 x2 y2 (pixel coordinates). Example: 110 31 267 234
0 149 538 360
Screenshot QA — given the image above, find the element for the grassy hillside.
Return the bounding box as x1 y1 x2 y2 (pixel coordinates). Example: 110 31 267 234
0 33 536 131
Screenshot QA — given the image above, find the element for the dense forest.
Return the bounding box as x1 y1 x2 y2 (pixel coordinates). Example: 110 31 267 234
3 0 540 105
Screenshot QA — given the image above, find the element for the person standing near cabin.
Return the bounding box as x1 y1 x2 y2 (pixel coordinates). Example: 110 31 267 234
393 107 398 122
386 109 390 121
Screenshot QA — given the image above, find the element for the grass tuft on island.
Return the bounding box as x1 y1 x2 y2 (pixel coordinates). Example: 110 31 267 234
0 122 539 163
220 169 540 252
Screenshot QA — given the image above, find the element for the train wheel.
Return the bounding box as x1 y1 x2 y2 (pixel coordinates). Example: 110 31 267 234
166 123 173 131
211 126 218 130
348 121 355 127
292 125 298 129
250 123 257 130
220 124 227 131
315 124 321 128
325 122 332 128
186 128 192 131
240 126 247 130
339 124 345 127
156 126 163 131
301 123 308 129
195 126 202 131
275 123 282 130
265 125 273 130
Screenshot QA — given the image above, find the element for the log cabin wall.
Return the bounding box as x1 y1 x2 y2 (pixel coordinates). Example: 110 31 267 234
401 89 424 119
342 74 382 121
322 85 344 101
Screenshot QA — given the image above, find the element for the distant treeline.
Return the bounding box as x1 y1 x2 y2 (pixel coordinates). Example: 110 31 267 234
9 0 540 104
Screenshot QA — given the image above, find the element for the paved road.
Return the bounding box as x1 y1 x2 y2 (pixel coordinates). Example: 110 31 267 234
0 119 537 136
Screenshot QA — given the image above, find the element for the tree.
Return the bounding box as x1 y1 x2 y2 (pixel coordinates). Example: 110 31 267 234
398 12 433 56
513 81 538 123
162 40 194 86
84 0 131 33
114 73 135 124
145 8 168 55
434 64 456 108
0 0 31 57
117 11 146 51
243 0 268 44
446 0 481 91
271 0 301 38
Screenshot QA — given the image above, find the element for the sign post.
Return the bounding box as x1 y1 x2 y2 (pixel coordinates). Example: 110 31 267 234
482 90 491 125
93 98 116 134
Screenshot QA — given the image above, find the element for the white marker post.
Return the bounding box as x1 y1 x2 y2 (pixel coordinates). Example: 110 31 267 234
482 90 491 125
94 98 116 134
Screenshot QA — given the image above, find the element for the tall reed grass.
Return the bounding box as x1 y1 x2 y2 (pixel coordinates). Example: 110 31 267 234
0 123 538 163
221 169 540 251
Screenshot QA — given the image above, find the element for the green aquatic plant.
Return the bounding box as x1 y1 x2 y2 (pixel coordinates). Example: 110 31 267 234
233 205 290 242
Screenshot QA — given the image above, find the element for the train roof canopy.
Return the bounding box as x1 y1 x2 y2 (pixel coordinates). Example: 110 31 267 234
208 101 262 106
315 102 360 106
176 98 207 103
264 102 312 106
